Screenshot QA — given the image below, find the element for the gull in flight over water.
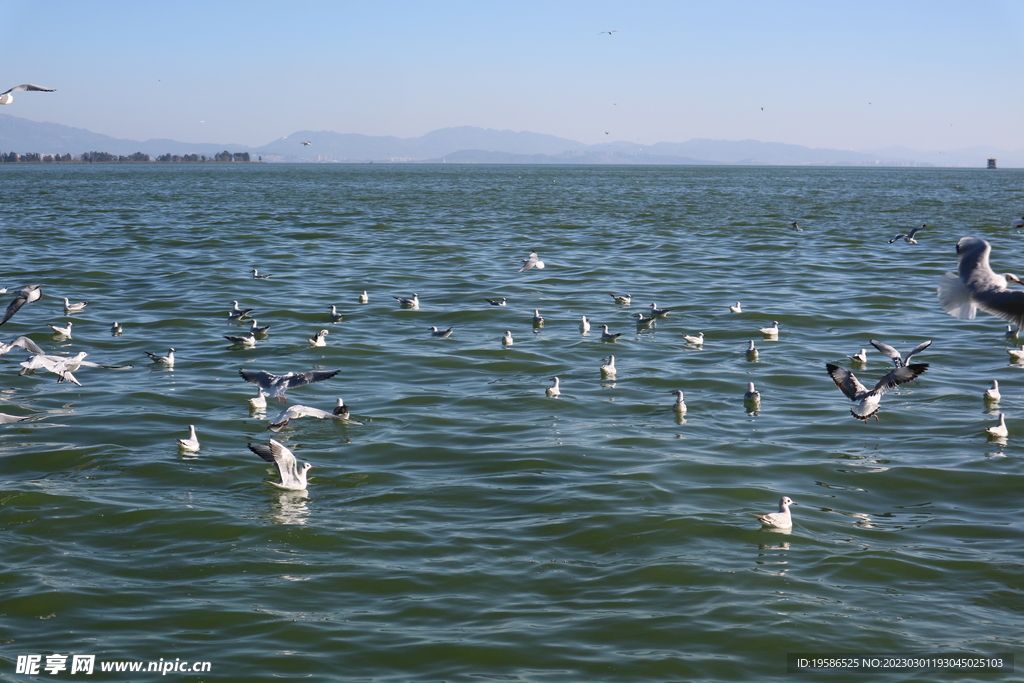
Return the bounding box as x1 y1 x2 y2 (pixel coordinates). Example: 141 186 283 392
938 236 1024 328
177 425 199 452
744 382 761 411
0 84 55 105
20 351 130 385
826 361 928 421
751 496 797 529
249 439 313 490
267 401 364 432
0 285 42 327
239 368 340 403
888 224 925 244
0 411 31 424
518 251 545 272
0 335 44 357
791 222 802 232
869 339 931 367
301 141 311 146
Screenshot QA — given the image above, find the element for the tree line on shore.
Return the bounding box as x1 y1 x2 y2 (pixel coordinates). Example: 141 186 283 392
0 150 253 163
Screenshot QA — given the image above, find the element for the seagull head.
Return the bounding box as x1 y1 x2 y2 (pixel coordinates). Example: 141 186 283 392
1002 273 1024 286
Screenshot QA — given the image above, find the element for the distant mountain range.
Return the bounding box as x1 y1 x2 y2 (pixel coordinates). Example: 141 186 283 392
1 114 1020 167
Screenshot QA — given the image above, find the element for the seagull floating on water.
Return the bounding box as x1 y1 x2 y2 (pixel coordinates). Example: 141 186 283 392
751 496 797 529
268 401 364 431
826 362 928 421
518 251 545 272
600 355 616 379
176 425 199 452
938 236 1024 327
600 324 622 341
249 388 268 410
228 301 253 320
48 322 72 338
429 326 453 338
888 224 925 244
634 312 656 328
358 290 369 304
394 293 419 309
580 315 591 332
532 309 544 325
252 269 271 279
61 297 88 314
849 349 868 364
485 298 507 306
746 340 759 361
224 332 257 348
0 84 55 105
758 321 779 337
790 222 802 232
145 348 175 367
610 293 631 305
870 339 931 368
984 380 1001 404
671 389 687 416
248 319 270 336
239 368 339 403
1009 346 1024 362
744 382 761 411
308 329 329 347
328 305 344 322
0 285 42 327
546 377 561 397
986 413 1009 439
729 302 742 313
1006 325 1018 339
683 331 704 345
501 330 513 346
111 321 123 335
249 439 313 490
649 303 672 317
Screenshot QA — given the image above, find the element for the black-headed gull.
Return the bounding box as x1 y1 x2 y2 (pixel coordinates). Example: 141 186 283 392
751 496 797 528
869 339 931 367
249 439 313 490
308 329 329 347
986 413 1008 439
238 368 339 402
984 380 1001 404
671 389 687 416
580 316 592 332
252 269 271 279
176 425 199 452
249 319 270 335
683 331 704 345
790 222 802 232
600 355 616 379
329 305 344 322
145 348 175 367
649 303 672 317
826 362 928 421
729 302 742 313
267 401 363 431
545 377 560 397
938 236 1024 327
0 335 44 357
61 297 88 314
610 293 631 304
111 321 123 335
0 411 31 424
759 321 780 337
0 285 42 327
888 224 925 244
394 293 419 309
228 301 253 320
532 310 544 325
518 251 545 272
249 388 268 410
429 326 453 338
358 291 369 304
501 330 513 346
600 324 622 341
48 322 72 338
0 84 55 105
224 332 257 348
849 349 868 364
746 340 759 361
633 313 656 328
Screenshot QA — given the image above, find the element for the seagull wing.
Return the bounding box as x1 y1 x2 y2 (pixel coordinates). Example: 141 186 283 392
826 363 869 400
872 363 928 394
239 369 277 389
282 369 340 389
1 84 56 95
971 289 1024 329
903 340 932 364
869 340 902 366
0 288 34 327
0 336 44 356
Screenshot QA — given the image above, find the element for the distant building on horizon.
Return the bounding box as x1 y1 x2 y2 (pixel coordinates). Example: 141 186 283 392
987 158 997 169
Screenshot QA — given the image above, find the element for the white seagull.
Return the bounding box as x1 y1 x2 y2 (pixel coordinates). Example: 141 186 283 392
888 224 925 244
746 340 759 361
759 321 780 337
671 389 687 416
600 355 617 379
600 324 622 341
145 348 175 367
485 298 507 306
546 377 561 397
0 335 44 357
790 222 802 232
984 380 1001 404
0 285 43 327
501 330 513 346
610 293 631 305
633 313 656 328
394 293 419 309
532 309 544 325
0 84 55 105
358 290 369 304
826 362 928 421
849 349 868 364
580 315 592 332
308 329 329 347
176 425 200 452
252 269 271 279
729 302 742 313
329 305 344 322
267 401 364 431
744 382 761 411
938 236 1024 327
61 297 88 314
228 301 253 320
249 388 268 411
48 322 72 338
649 303 672 317
986 413 1009 439
751 496 797 529
238 368 340 403
249 439 313 490
869 339 931 368
1009 345 1024 362
111 321 123 335
518 251 545 272
683 331 704 345
429 326 453 338
249 319 270 335
224 332 257 348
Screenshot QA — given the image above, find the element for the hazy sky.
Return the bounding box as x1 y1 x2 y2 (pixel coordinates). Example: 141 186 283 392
2 0 1022 151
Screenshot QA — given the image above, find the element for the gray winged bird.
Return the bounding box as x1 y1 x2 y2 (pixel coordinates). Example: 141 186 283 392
938 236 1024 327
869 339 932 368
888 224 925 244
248 439 313 490
0 84 55 105
826 362 928 421
267 401 363 431
0 285 42 327
239 368 339 403
0 336 44 357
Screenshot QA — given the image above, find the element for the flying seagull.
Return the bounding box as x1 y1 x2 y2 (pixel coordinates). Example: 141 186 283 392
267 401 363 431
869 339 931 367
888 224 925 244
0 335 44 357
0 84 55 105
938 236 1024 328
599 29 620 35
518 251 545 272
238 368 340 403
825 362 928 421
248 439 313 490
0 285 42 327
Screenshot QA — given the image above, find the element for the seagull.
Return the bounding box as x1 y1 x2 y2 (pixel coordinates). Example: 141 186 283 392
429 326 453 338
0 84 56 105
48 322 72 338
394 293 419 309
1009 345 1024 362
358 290 369 304
249 388 268 411
869 339 931 368
252 269 271 279
849 349 868 364
332 397 353 419
938 236 1024 327
145 348 175 367
308 329 329 347
248 319 270 336
111 321 123 335
634 313 656 328
580 315 591 332
61 297 88 314
986 413 1009 439
610 294 632 305
758 321 780 337
485 298 507 306
0 285 43 327
301 141 311 146
600 355 617 379
751 496 797 529
228 300 253 320
328 305 344 322
744 382 761 410
268 402 364 431
825 362 928 421
683 331 704 345
19 352 92 385
671 389 687 416
0 412 31 424
248 440 313 490
599 29 620 35
546 377 561 397
746 340 759 361
600 324 622 341
984 380 1001 404
518 251 545 272
176 424 200 452
791 222 802 232
532 309 544 325
649 303 672 317
238 368 340 403
224 332 257 347
729 302 742 313
0 335 44 357
888 224 925 244
501 330 513 346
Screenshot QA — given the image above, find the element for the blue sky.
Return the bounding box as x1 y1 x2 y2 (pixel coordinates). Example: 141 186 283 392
1 0 1021 151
